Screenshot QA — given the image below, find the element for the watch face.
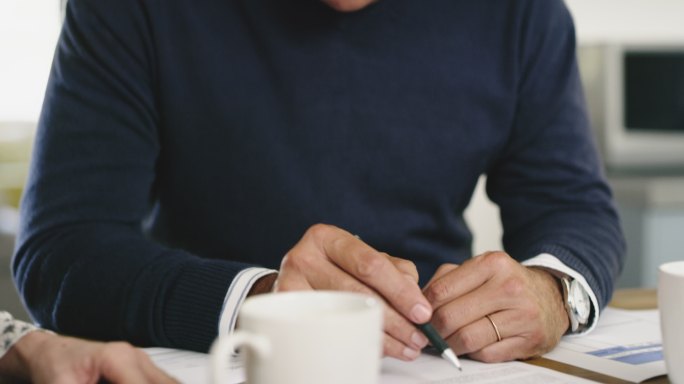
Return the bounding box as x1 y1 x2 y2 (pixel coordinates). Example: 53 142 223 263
569 280 591 323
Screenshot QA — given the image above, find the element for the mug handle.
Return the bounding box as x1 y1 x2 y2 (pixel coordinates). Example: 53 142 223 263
209 330 271 384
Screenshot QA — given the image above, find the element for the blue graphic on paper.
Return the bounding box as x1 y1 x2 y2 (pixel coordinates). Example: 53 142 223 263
588 342 663 365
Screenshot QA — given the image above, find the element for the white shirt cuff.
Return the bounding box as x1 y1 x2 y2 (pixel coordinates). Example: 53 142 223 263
522 253 599 335
217 267 278 337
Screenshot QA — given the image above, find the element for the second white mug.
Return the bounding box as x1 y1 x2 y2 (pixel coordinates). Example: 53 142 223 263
658 261 684 384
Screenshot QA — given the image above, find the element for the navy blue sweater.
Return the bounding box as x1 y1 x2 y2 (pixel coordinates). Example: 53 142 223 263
14 0 625 352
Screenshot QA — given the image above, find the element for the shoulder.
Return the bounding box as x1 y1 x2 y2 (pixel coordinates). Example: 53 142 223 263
63 0 154 35
515 0 576 37
509 0 578 69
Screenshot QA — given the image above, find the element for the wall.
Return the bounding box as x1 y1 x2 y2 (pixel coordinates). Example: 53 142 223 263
0 0 60 122
0 0 59 318
465 0 684 255
565 0 684 44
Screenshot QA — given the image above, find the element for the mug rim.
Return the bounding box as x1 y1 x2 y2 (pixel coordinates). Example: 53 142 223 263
659 261 684 276
239 291 381 319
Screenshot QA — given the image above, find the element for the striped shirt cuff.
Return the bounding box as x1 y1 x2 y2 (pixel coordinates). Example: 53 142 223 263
217 267 278 337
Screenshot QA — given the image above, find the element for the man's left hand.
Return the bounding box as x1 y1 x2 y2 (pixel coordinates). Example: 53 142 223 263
422 251 569 362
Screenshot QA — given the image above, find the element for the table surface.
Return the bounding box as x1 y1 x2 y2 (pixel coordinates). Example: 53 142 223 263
0 288 665 384
527 288 666 384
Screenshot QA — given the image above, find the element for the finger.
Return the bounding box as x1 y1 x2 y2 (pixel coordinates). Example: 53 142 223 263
445 313 507 356
99 343 153 383
424 252 511 309
289 247 377 296
383 304 429 352
274 254 316 292
296 254 428 352
319 230 432 323
468 336 530 363
383 334 422 362
388 256 419 283
136 350 179 383
471 311 559 361
429 278 510 337
448 307 549 361
423 263 458 289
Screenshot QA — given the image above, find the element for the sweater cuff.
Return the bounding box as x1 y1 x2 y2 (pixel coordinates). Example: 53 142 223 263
218 267 278 337
159 260 254 352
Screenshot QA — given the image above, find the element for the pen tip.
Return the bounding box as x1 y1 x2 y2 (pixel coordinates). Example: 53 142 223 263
442 348 462 371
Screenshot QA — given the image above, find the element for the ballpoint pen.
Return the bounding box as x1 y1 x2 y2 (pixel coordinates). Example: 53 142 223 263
416 322 462 371
350 235 461 370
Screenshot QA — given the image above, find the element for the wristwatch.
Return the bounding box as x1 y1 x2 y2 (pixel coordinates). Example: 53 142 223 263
560 275 591 333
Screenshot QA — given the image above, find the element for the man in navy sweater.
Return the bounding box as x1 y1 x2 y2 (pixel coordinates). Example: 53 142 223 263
14 0 624 362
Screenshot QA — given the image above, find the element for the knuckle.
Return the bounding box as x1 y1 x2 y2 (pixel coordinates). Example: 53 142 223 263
274 278 294 291
479 250 497 258
502 276 524 297
306 223 334 239
528 329 546 348
109 341 134 351
283 251 316 271
482 251 511 270
279 253 295 270
476 348 507 363
526 304 541 320
457 330 479 352
356 253 385 278
537 340 555 355
340 279 374 296
396 258 418 274
432 308 454 331
425 280 450 302
104 342 135 358
434 263 452 275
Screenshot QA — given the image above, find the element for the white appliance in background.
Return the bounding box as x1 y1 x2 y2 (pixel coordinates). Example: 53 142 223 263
578 44 684 172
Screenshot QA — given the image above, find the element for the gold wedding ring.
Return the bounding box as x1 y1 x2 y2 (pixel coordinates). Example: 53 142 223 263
485 314 502 342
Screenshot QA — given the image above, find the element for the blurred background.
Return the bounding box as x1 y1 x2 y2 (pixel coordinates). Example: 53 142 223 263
1 0 683 321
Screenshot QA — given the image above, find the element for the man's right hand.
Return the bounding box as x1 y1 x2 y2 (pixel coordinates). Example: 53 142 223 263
269 224 432 361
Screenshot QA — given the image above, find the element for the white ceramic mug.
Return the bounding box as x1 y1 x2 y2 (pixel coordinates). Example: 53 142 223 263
658 261 684 384
210 291 383 384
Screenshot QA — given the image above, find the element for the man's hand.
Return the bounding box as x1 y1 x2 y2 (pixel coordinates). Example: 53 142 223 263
271 224 432 361
0 331 178 384
423 251 569 362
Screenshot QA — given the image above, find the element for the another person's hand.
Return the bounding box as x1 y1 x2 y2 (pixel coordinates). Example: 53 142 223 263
423 251 569 362
271 224 433 361
0 330 178 384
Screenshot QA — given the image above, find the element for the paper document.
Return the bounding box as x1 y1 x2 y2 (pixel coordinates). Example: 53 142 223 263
146 347 599 384
380 352 598 383
543 307 666 383
146 348 245 384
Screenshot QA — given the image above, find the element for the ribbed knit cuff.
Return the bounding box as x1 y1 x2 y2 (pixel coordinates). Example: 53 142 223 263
160 259 253 352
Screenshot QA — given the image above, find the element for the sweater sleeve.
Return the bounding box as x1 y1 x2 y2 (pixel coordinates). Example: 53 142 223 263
12 0 252 352
486 0 625 310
